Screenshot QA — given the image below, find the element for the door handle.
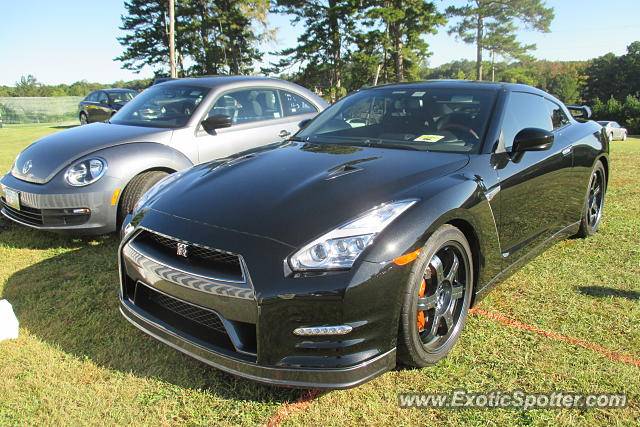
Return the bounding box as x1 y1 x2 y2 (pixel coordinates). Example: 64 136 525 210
562 146 572 156
279 130 291 139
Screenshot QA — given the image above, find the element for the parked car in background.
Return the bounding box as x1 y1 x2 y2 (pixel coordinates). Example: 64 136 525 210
1 76 327 235
119 81 608 389
79 89 137 124
597 121 628 141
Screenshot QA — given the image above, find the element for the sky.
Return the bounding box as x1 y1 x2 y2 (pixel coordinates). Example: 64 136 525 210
0 0 638 86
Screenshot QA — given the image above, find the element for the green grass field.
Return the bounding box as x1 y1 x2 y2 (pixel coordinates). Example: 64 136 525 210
0 125 638 426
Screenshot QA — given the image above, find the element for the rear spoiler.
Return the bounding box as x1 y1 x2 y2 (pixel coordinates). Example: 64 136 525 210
566 105 592 121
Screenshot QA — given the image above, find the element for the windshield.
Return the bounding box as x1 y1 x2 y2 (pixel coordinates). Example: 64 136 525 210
107 91 135 104
297 87 496 153
110 84 209 128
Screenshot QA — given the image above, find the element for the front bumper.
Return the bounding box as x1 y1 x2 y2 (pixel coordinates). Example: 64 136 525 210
120 298 396 389
118 210 412 388
0 172 119 235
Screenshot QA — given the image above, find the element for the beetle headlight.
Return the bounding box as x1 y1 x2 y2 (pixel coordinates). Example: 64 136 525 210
289 199 418 271
64 158 107 186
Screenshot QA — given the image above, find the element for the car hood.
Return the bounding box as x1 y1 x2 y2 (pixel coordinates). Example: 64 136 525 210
12 123 173 184
146 142 469 247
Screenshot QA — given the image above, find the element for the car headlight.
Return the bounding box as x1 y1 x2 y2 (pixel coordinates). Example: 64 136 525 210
64 158 107 186
133 171 183 215
289 199 418 271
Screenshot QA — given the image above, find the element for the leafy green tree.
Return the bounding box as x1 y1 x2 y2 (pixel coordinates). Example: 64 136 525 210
446 0 554 80
362 0 445 82
547 69 580 104
266 0 363 101
117 0 269 76
584 42 640 103
14 75 42 97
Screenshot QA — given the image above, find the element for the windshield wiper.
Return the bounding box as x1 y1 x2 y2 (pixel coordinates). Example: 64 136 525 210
337 139 423 151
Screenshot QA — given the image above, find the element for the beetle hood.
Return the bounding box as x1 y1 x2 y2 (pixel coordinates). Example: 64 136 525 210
146 142 469 247
12 123 173 184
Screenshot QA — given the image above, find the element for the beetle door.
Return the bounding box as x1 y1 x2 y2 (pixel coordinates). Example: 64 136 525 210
195 88 308 162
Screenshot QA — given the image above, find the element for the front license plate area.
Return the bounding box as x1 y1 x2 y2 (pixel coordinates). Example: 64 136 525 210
4 188 20 210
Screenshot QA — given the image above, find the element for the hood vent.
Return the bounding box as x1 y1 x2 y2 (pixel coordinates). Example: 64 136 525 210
325 157 380 180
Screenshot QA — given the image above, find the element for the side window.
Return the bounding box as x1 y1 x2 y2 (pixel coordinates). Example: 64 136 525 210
546 100 570 130
280 91 317 116
501 92 552 149
97 92 109 105
208 88 282 125
85 91 98 102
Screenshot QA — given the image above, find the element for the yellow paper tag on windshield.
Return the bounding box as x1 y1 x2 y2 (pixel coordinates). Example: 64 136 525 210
414 135 444 142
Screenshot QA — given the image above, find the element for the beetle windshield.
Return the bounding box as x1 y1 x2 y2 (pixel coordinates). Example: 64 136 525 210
297 87 496 153
110 84 209 128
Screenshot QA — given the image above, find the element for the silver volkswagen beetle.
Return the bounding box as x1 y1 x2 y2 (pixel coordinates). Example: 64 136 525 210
0 76 327 235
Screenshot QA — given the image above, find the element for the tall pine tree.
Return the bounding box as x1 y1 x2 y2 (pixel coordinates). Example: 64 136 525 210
266 0 363 101
446 0 554 80
116 0 270 76
363 0 445 83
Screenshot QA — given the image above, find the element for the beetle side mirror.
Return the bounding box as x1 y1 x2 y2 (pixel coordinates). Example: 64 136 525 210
512 128 554 153
298 118 312 129
202 114 232 132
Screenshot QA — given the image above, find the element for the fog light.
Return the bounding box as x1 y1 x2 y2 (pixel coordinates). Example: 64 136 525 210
72 208 90 214
293 325 353 336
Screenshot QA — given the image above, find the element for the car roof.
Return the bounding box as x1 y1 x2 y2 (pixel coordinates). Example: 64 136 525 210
157 75 287 89
100 88 136 92
364 80 551 95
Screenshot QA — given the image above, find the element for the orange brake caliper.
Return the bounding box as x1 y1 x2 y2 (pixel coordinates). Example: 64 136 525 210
417 278 426 331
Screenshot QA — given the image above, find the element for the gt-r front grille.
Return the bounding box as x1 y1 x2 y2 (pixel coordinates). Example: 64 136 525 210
132 230 245 283
147 288 227 334
147 231 241 266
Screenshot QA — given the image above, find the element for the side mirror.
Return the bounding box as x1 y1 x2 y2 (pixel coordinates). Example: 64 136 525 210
512 128 554 153
202 114 232 132
298 118 312 129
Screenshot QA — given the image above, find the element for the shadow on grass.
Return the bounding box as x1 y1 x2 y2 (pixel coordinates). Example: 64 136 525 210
577 286 640 300
2 236 305 404
0 222 112 250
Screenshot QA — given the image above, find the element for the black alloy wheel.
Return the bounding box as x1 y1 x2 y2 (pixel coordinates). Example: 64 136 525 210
398 224 473 367
576 161 606 237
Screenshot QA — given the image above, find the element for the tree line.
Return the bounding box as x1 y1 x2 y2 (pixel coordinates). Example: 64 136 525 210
114 0 554 101
2 0 639 130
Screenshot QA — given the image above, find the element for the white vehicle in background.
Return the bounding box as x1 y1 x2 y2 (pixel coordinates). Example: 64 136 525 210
597 121 628 141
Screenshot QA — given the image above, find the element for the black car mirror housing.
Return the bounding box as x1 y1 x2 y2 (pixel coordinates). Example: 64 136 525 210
512 128 554 153
298 118 312 129
202 114 232 132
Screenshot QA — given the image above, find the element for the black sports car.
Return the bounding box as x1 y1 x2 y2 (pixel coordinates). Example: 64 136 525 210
79 89 137 124
118 81 608 389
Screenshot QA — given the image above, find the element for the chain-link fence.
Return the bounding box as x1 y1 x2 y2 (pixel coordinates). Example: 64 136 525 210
0 97 82 125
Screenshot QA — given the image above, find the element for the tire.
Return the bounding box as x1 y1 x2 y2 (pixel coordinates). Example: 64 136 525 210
575 161 606 238
622 132 627 141
397 224 474 367
79 112 88 125
117 171 169 227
